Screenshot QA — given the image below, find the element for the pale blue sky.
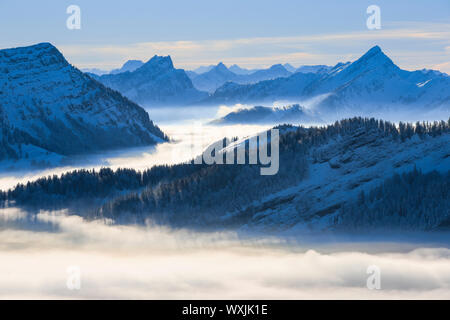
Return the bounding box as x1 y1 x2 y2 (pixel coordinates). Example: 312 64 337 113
0 0 449 72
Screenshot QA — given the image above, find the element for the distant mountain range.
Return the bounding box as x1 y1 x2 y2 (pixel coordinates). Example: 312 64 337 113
0 43 167 164
6 118 449 232
80 45 449 117
202 46 450 117
189 62 293 92
82 60 144 76
92 55 208 107
190 63 329 76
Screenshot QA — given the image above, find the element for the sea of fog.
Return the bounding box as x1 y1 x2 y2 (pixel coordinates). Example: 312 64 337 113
1 104 449 299
0 208 449 299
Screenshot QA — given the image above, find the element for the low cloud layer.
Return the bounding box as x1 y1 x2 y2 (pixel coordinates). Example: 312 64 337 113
0 209 449 299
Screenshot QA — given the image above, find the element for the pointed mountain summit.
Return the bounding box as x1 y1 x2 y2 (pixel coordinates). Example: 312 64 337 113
203 45 449 115
343 45 398 75
215 62 227 70
212 62 236 76
0 43 167 162
96 55 207 106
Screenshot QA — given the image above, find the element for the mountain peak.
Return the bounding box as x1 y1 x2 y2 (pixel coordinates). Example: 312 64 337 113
210 62 233 75
358 45 391 64
367 45 382 54
1 42 59 55
215 62 228 70
140 55 174 72
346 45 397 73
110 59 144 74
269 64 288 71
122 59 144 69
150 55 173 66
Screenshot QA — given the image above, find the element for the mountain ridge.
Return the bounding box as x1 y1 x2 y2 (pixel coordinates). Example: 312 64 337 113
95 55 208 107
200 46 450 116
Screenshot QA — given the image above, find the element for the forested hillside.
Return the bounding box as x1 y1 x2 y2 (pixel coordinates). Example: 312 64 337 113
334 168 450 231
2 117 449 231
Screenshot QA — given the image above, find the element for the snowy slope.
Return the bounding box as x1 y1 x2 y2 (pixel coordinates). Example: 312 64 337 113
229 125 450 232
96 55 208 107
0 43 167 162
229 64 259 75
83 118 448 231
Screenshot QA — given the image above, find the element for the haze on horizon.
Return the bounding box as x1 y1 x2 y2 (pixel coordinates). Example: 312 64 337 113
0 0 448 73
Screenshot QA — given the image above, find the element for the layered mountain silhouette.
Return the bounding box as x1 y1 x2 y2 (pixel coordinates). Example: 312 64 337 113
190 62 293 92
202 46 450 116
110 60 144 74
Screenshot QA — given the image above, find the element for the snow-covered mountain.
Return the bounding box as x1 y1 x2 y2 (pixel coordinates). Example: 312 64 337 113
193 65 216 74
95 55 208 107
0 43 167 163
203 46 450 117
109 60 144 74
191 62 293 92
210 104 319 125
